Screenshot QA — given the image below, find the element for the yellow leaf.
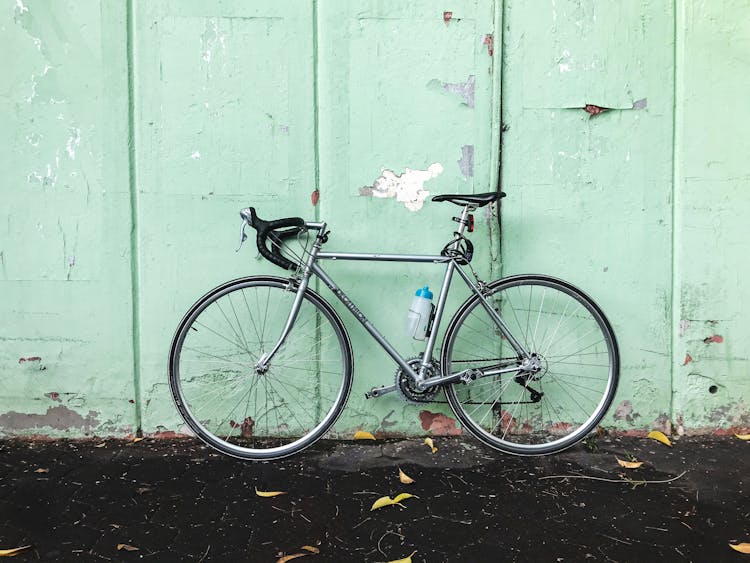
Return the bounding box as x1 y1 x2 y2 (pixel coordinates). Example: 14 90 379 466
729 543 750 553
255 487 287 498
371 493 417 511
116 544 139 552
276 553 309 563
354 430 376 440
388 550 417 563
132 437 144 443
646 430 672 447
393 493 417 504
0 546 31 557
735 434 750 440
616 458 644 469
34 468 49 473
424 437 437 453
301 546 319 554
94 442 107 448
398 468 415 484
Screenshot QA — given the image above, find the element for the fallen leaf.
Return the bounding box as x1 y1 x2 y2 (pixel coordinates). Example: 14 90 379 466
135 487 153 495
616 458 644 469
255 487 287 498
424 437 437 453
276 553 309 563
116 544 139 552
132 437 144 443
398 468 415 484
34 468 49 473
388 550 417 563
729 543 750 553
354 430 376 440
646 430 672 447
0 546 31 557
735 434 750 441
94 442 107 448
301 546 320 554
371 493 418 511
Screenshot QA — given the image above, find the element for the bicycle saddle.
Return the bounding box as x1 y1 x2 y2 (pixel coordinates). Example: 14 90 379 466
431 191 506 207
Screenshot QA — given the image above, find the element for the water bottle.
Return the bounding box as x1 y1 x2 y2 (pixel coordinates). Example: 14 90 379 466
406 286 434 340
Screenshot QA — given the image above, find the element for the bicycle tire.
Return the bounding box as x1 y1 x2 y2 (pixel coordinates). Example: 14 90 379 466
169 276 353 460
442 274 619 455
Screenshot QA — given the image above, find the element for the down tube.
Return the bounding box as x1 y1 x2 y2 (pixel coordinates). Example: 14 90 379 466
309 262 420 380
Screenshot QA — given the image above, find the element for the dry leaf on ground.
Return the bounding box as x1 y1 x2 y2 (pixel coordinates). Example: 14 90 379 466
734 434 750 441
116 544 139 552
132 437 144 443
34 468 49 473
354 430 376 440
0 546 31 557
94 442 107 448
616 457 644 469
255 487 287 498
301 546 319 554
646 430 672 447
371 493 418 511
729 543 750 553
388 550 417 563
424 437 437 453
276 554 308 563
398 468 415 484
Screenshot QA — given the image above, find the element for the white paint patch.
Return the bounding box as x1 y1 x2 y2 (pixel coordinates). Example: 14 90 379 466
65 127 81 159
679 319 690 337
190 150 201 160
15 0 28 14
26 133 42 147
362 163 443 212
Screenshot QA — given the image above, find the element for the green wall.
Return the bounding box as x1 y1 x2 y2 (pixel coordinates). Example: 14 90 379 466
1 0 747 438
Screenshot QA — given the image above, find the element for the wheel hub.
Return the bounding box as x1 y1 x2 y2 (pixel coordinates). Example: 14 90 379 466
519 353 547 380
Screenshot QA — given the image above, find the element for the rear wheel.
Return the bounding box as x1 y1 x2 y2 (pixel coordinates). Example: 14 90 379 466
169 276 353 460
442 275 619 455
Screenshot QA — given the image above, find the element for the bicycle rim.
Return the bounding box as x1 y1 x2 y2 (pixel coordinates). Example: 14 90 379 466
443 275 619 455
169 277 353 460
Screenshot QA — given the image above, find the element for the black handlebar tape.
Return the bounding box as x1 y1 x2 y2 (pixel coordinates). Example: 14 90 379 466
245 207 306 271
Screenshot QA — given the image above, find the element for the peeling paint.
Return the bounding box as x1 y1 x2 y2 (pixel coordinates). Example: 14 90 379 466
45 392 61 402
419 410 461 435
442 75 475 108
457 145 474 178
682 353 692 366
359 163 443 211
0 406 99 432
311 189 319 206
443 11 452 25
18 356 42 363
190 150 201 160
612 400 640 424
14 0 28 16
703 334 724 344
65 127 81 159
482 34 493 56
679 319 690 337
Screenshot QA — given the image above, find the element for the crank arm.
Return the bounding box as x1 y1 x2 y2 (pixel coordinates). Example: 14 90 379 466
365 384 396 399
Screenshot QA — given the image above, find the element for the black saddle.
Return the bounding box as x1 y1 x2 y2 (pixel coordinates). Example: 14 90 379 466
432 191 506 207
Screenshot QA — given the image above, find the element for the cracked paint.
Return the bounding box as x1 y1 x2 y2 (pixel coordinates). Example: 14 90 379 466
703 334 723 344
359 163 443 211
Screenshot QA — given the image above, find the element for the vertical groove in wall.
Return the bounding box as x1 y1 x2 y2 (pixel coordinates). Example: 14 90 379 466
126 0 143 435
670 0 685 426
495 0 507 281
312 0 321 225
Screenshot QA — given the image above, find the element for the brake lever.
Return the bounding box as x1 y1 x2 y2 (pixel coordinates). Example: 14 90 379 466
235 219 248 252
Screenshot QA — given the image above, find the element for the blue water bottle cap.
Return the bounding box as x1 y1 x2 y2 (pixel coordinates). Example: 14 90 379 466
415 286 433 299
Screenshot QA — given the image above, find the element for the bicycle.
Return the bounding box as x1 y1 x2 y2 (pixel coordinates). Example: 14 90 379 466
168 191 619 460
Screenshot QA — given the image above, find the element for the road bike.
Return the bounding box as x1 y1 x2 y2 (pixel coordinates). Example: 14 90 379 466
168 191 619 460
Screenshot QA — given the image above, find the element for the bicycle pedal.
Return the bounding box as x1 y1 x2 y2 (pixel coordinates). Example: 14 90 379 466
365 384 396 399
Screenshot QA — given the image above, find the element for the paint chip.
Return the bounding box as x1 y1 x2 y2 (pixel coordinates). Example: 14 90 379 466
190 150 201 160
443 11 453 24
359 164 443 212
483 34 494 56
457 145 474 178
442 75 475 108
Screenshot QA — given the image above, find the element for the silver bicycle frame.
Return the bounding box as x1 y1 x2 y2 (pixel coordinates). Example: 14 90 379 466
256 207 530 390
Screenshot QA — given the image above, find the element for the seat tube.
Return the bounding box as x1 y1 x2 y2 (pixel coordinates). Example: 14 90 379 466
419 259 456 379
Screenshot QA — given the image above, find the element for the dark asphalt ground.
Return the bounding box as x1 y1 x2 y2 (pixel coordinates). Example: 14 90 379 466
0 435 748 562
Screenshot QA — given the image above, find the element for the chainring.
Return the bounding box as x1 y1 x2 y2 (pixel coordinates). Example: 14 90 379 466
395 356 440 404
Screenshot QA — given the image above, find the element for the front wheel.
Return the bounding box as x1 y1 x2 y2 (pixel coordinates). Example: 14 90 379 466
441 275 619 455
169 276 353 460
